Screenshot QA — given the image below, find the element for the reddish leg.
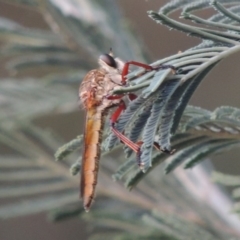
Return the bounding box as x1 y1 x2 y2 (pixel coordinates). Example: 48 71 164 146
128 93 138 101
121 61 176 84
110 100 126 122
122 61 153 84
107 93 137 101
106 94 124 100
110 100 144 168
109 94 175 169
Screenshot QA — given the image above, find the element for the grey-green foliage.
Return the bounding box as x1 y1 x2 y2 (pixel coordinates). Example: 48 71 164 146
48 201 219 240
213 171 240 214
1 0 240 239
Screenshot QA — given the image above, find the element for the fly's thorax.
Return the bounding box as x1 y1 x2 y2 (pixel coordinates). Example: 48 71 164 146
98 76 122 109
107 72 122 85
79 68 122 109
79 69 106 109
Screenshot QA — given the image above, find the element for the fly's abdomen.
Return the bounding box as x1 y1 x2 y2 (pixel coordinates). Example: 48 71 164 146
81 107 105 211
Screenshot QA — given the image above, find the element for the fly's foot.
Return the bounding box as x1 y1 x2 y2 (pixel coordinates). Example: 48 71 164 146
152 64 176 74
161 147 176 155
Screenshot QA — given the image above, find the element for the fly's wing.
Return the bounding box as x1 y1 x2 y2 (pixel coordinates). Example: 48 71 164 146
81 107 105 211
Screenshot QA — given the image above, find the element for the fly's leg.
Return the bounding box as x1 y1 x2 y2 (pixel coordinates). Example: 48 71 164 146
108 95 174 169
121 61 152 84
121 61 176 83
107 93 137 102
110 99 145 168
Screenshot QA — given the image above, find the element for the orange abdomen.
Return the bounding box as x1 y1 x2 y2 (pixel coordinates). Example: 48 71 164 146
81 107 105 211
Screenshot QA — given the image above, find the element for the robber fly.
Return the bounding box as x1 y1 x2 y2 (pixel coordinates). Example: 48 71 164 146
79 51 174 211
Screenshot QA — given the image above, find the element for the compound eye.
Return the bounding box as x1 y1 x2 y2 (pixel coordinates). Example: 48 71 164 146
100 54 117 68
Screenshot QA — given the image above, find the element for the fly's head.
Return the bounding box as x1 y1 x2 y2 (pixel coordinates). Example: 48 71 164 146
99 51 125 77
